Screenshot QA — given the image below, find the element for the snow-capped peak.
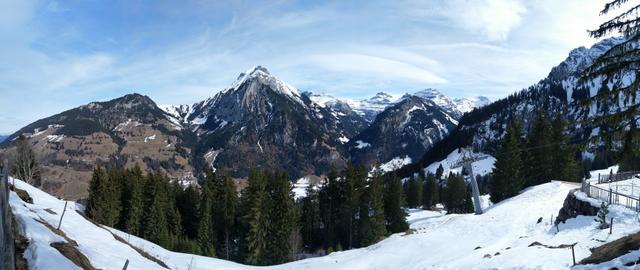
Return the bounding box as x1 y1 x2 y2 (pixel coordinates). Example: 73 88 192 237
549 36 626 80
226 65 303 104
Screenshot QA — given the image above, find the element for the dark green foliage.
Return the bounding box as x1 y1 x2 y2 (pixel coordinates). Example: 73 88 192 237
242 170 270 265
142 173 172 248
435 164 444 180
490 120 525 203
550 116 580 182
525 112 553 187
213 169 238 260
384 174 408 233
85 166 121 227
362 170 387 246
300 184 322 251
443 173 473 214
619 122 640 171
198 170 217 257
404 175 423 209
265 171 297 264
422 173 439 209
120 165 145 235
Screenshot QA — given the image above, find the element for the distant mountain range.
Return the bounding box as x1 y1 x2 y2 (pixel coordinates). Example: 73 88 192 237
0 135 7 143
0 65 488 199
398 36 630 177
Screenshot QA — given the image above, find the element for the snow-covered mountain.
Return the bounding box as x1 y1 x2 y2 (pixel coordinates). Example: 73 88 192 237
399 36 635 177
348 95 458 168
410 88 490 118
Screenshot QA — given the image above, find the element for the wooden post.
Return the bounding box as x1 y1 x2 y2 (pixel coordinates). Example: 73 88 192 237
609 189 613 204
57 201 68 230
122 259 129 270
571 244 576 265
609 217 613 235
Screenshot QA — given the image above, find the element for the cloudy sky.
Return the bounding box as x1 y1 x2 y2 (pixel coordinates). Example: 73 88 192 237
0 0 614 134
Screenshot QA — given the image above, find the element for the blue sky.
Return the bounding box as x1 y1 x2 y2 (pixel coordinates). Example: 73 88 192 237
0 0 612 134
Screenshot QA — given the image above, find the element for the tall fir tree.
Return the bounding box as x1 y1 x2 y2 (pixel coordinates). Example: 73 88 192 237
405 175 423 209
197 170 217 257
361 169 387 246
490 120 525 203
213 169 238 260
422 173 439 209
243 170 270 265
550 115 580 181
300 184 322 251
142 173 171 247
121 165 145 235
383 174 408 233
525 112 553 187
265 171 297 264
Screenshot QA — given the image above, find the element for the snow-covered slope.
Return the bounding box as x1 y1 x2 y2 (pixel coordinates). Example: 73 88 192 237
425 148 496 177
411 89 490 118
12 177 640 270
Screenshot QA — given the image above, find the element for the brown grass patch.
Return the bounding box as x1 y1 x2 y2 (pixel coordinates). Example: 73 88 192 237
50 242 97 270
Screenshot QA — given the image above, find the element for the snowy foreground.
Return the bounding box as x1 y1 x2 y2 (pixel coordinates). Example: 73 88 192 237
9 178 640 270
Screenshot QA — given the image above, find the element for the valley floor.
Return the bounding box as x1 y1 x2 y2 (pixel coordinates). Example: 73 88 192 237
9 178 640 270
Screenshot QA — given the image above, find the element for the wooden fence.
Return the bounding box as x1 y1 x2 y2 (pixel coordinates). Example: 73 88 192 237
582 182 640 212
0 159 15 270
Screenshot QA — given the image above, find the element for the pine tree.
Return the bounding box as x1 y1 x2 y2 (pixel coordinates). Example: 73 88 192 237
405 175 423 208
300 184 322 251
319 169 340 250
176 184 200 239
197 170 217 257
422 173 439 209
550 116 580 181
86 166 108 224
583 1 640 141
213 169 237 260
525 112 553 187
265 171 297 264
361 169 387 246
142 173 170 247
384 174 408 233
122 165 145 235
619 122 640 171
444 173 469 213
243 170 270 265
435 164 445 180
490 120 525 203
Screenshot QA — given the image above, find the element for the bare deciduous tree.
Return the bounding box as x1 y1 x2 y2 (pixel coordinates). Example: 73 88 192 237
11 134 41 186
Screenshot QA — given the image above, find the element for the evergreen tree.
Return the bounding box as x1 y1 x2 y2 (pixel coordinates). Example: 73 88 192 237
213 169 237 260
176 184 200 239
300 184 322 251
197 170 217 257
142 173 171 247
383 174 408 233
265 171 297 264
243 170 270 265
619 122 640 171
525 112 553 187
550 116 580 181
422 173 439 209
435 164 445 180
405 175 423 209
490 120 525 203
319 169 340 250
361 169 387 246
121 165 145 235
86 166 121 227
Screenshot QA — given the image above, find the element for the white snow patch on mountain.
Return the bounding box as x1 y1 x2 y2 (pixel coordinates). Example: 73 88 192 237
379 156 412 172
425 148 496 177
354 140 371 149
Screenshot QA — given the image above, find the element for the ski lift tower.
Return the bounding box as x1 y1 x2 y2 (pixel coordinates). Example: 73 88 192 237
462 148 483 215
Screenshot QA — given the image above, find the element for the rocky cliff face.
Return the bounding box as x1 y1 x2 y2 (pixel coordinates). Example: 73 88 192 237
555 190 600 225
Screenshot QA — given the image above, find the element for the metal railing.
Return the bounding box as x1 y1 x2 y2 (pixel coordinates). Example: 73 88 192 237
597 171 640 184
582 181 640 212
